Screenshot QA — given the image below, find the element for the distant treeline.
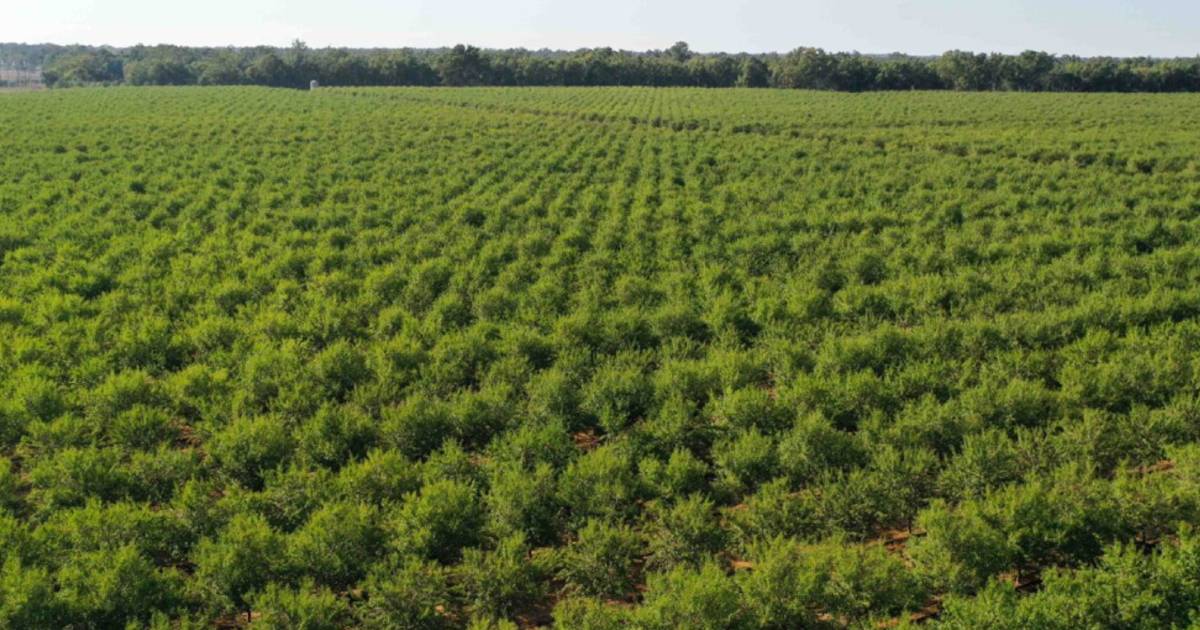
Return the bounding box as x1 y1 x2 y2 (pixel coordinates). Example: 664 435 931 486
4 41 1200 92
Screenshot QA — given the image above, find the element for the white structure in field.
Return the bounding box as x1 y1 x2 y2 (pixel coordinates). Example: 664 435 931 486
310 80 319 90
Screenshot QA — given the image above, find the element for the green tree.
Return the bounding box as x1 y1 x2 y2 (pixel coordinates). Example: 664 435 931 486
249 580 351 630
440 45 490 86
193 513 284 615
636 562 748 630
389 479 483 563
558 519 641 598
736 57 770 88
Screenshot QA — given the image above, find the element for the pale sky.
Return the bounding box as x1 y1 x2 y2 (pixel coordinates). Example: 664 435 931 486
2 0 1198 57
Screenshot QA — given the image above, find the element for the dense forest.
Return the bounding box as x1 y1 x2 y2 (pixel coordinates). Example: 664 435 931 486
3 40 1200 91
1 86 1199 627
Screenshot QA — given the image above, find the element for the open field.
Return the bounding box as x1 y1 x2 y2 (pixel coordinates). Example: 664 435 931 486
1 86 1199 627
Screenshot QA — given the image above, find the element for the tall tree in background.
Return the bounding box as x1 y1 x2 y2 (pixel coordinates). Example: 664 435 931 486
1000 50 1055 91
43 49 124 86
439 44 490 86
196 50 246 86
736 57 770 88
936 51 1000 90
773 47 837 89
245 52 291 87
668 41 693 63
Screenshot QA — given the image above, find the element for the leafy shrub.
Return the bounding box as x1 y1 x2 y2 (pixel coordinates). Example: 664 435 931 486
645 494 727 570
192 513 284 612
558 443 641 524
937 427 1023 501
0 458 21 514
727 478 820 545
484 461 561 544
635 562 748 630
638 394 715 456
776 412 867 485
709 386 791 434
209 415 296 489
28 446 130 510
88 369 167 422
389 479 483 563
335 449 423 506
357 558 453 630
297 403 379 469
736 537 826 629
713 428 778 497
421 439 481 486
557 519 641 598
286 501 385 589
56 544 183 627
639 447 709 499
0 559 63 628
110 404 177 450
249 580 351 630
551 596 629 629
485 417 576 471
525 367 585 430
815 540 926 622
909 500 1012 594
458 533 545 620
449 387 514 449
582 354 654 434
33 499 193 567
380 394 454 460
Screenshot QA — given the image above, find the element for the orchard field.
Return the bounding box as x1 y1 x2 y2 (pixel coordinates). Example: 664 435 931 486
1 86 1200 628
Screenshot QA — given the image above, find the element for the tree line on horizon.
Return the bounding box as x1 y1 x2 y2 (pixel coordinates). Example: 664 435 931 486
3 40 1200 92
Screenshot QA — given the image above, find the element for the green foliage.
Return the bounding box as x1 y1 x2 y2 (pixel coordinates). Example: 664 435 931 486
816 539 927 622
286 502 385 590
193 513 284 612
0 559 64 628
0 458 21 514
728 478 820 544
458 533 545 620
297 404 378 469
250 580 351 630
635 562 748 630
484 461 561 544
28 446 131 511
639 447 710 499
209 415 296 489
110 405 177 451
645 494 727 570
552 596 629 629
380 394 454 460
583 354 653 434
937 528 1200 628
389 479 482 563
335 450 423 506
558 443 640 524
557 519 642 598
910 500 1012 594
777 412 866 485
936 428 1022 501
713 428 778 497
737 537 826 629
1 86 1199 626
56 545 183 628
356 558 452 630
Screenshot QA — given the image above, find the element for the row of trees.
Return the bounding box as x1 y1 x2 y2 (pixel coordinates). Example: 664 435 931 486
17 41 1200 91
3 81 1200 626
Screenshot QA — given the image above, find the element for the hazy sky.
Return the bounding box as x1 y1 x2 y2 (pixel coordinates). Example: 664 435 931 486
4 0 1199 56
